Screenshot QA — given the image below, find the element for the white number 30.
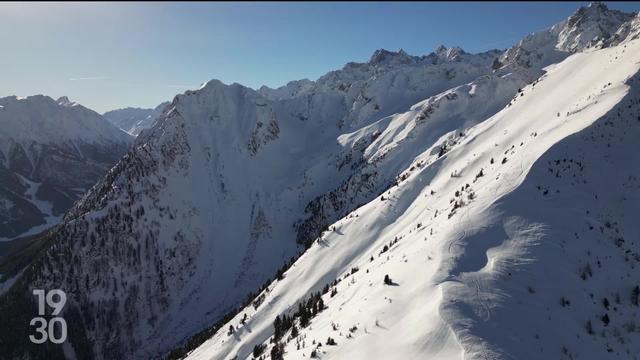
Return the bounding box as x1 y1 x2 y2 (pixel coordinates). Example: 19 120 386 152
29 317 48 344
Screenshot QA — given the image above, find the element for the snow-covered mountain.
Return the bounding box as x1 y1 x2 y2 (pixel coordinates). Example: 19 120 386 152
0 43 507 359
0 3 639 360
183 15 640 360
103 101 170 136
0 95 132 241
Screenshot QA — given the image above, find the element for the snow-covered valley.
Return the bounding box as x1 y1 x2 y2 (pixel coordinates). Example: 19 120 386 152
0 95 132 242
103 102 170 136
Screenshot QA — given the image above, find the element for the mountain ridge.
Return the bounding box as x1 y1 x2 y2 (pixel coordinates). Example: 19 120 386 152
0 95 132 241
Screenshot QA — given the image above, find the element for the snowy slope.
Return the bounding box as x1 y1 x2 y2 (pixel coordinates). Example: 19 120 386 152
0 95 132 240
103 101 170 136
0 47 513 359
184 33 640 360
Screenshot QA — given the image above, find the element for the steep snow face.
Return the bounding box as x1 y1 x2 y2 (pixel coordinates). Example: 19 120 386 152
0 95 132 240
496 2 633 79
556 2 633 52
103 101 170 136
608 12 640 46
184 36 640 360
0 45 518 359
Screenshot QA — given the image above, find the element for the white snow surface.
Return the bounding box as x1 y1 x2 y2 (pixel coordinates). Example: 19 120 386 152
0 95 131 158
184 35 640 360
103 101 170 136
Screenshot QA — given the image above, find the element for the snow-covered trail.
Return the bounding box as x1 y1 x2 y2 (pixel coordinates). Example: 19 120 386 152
183 38 640 360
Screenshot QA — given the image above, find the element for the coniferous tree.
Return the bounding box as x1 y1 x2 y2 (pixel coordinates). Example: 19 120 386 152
384 274 393 285
253 343 266 357
270 342 284 360
586 320 594 335
274 316 282 340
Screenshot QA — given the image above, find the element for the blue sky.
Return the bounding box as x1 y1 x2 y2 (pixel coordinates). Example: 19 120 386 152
1 2 638 113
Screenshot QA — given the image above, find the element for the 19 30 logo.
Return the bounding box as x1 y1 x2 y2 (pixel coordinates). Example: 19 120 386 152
29 289 67 344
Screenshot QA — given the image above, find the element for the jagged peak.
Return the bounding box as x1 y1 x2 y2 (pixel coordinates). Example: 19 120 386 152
0 94 59 107
498 1 635 71
198 78 226 91
368 48 417 65
196 79 254 94
569 1 626 23
56 96 76 107
558 1 634 52
433 45 466 61
587 1 607 10
434 44 448 55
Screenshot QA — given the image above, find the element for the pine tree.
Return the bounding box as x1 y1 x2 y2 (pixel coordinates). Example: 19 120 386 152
253 343 266 357
270 342 284 360
274 316 282 340
300 310 310 328
586 320 594 335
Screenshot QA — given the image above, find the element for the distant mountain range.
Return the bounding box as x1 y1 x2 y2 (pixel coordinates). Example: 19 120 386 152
0 95 132 241
103 101 170 136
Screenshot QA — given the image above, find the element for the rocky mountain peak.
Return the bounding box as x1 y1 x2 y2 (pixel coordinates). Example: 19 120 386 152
368 48 417 66
558 1 633 51
56 96 75 107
